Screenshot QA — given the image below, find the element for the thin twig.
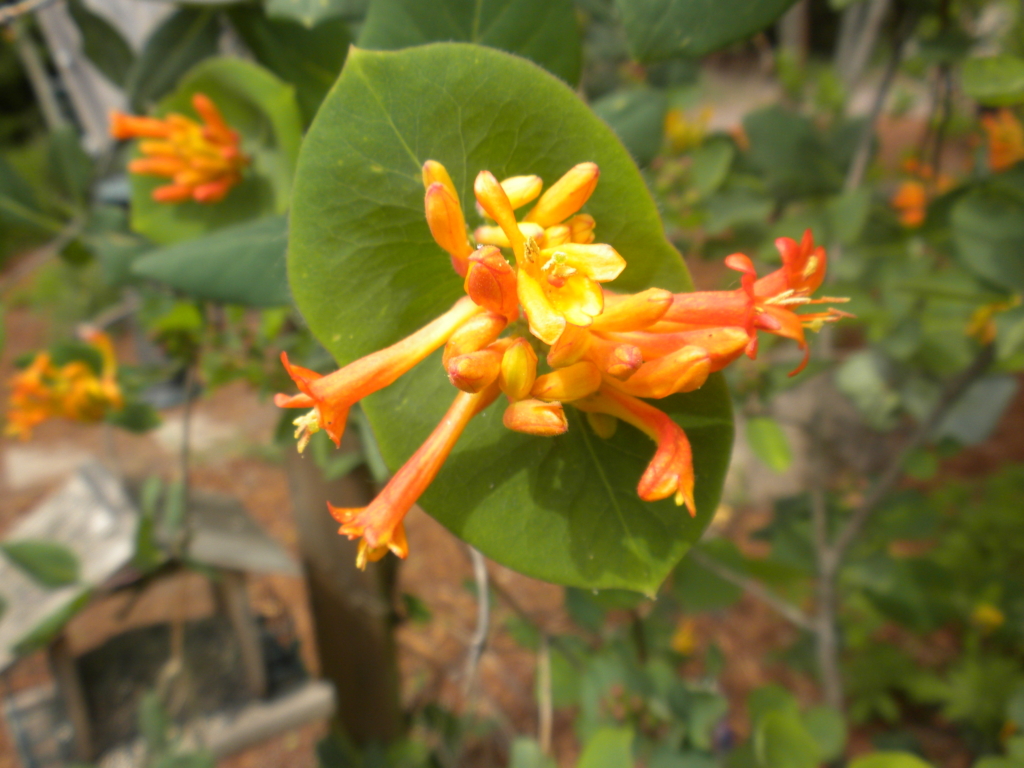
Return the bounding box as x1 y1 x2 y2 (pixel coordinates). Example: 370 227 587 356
830 345 994 563
689 548 815 631
537 634 553 756
930 66 954 180
172 364 196 558
463 546 490 697
839 0 891 89
0 0 60 25
810 485 844 710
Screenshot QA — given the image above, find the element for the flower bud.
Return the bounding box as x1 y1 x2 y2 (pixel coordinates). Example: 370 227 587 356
542 225 571 247
499 338 538 401
443 311 507 368
612 346 711 399
129 157 185 176
474 170 521 247
109 111 169 140
531 361 602 402
473 222 545 249
501 175 543 209
447 346 503 393
591 288 673 333
503 399 568 436
525 162 599 228
464 246 519 320
586 412 618 439
568 214 596 244
422 160 458 199
193 92 235 144
425 182 472 274
588 337 643 380
547 323 591 368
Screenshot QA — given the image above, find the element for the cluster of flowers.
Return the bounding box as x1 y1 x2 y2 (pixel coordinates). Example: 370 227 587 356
276 161 849 569
5 330 122 440
110 93 248 205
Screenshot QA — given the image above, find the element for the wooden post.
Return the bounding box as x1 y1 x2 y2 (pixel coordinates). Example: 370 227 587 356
212 569 268 700
285 443 402 745
48 633 93 761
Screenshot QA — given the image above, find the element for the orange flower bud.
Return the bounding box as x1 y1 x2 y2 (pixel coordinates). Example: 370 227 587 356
152 184 194 203
525 162 599 228
568 214 596 244
586 412 617 439
500 174 543 209
129 156 185 176
499 338 538 401
443 311 508 367
474 170 523 255
503 399 568 436
192 92 235 145
422 160 458 198
608 346 711 399
464 246 520 320
109 111 170 140
608 327 749 372
531 361 602 402
193 176 236 204
447 345 504 393
591 288 673 333
587 337 643 380
425 182 473 274
547 323 592 368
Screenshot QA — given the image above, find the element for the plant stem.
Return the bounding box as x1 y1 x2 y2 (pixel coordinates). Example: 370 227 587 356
690 548 814 631
810 487 844 711
464 546 490 697
537 634 553 756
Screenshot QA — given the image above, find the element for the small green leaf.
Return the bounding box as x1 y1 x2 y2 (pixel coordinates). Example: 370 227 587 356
129 59 303 245
826 187 871 245
754 709 820 768
509 738 556 768
47 126 93 209
952 184 1024 293
592 87 668 167
266 0 364 28
744 106 843 199
848 753 935 768
139 690 170 753
690 138 735 197
288 44 733 593
614 0 798 62
1 540 80 588
133 215 290 306
358 0 582 85
802 705 847 763
576 728 634 768
66 0 135 87
108 401 162 434
229 6 349 126
745 417 793 473
13 589 93 655
962 56 1024 106
126 8 220 112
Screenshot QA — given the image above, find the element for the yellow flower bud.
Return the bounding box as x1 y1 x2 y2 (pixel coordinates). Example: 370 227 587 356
501 174 543 209
525 162 599 228
443 312 508 368
499 338 538 401
547 324 592 368
422 160 457 198
531 361 602 402
586 412 618 439
425 182 473 272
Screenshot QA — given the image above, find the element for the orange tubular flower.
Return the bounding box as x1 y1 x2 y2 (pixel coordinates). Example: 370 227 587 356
5 330 123 439
573 387 695 514
110 93 248 205
278 159 848 566
329 384 501 569
981 108 1024 172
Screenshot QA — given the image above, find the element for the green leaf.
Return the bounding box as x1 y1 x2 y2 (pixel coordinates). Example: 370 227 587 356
744 106 843 199
962 56 1024 106
266 0 364 27
802 706 847 763
745 416 792 473
1 540 80 588
288 44 733 594
126 8 220 112
952 185 1024 293
848 753 935 768
129 59 303 245
47 125 93 209
139 690 170 753
229 5 349 126
66 0 135 87
753 709 820 768
510 738 557 768
690 138 735 198
577 728 634 768
133 215 290 306
614 0 798 63
107 401 162 433
591 87 668 167
358 0 582 85
12 588 93 656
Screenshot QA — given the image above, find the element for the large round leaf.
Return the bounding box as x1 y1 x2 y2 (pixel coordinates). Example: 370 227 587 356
288 44 733 594
130 58 303 245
